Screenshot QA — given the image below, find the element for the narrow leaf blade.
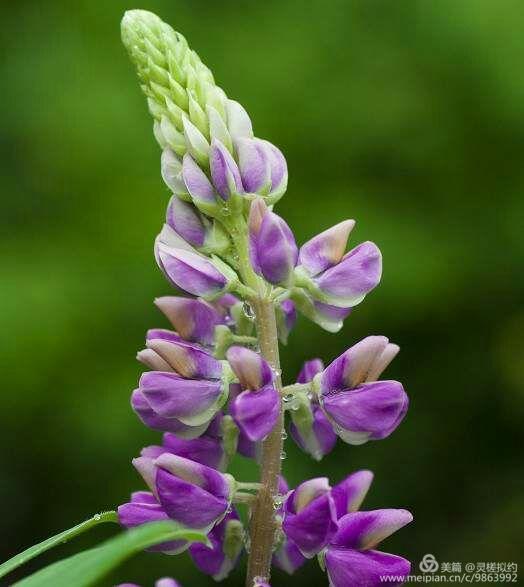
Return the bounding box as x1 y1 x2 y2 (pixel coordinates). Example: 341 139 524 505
0 511 118 580
13 521 208 587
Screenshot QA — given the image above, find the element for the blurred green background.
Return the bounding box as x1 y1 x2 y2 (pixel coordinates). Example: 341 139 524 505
2 0 524 585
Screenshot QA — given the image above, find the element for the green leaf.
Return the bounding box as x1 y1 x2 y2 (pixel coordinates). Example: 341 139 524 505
0 511 118 580
13 521 208 587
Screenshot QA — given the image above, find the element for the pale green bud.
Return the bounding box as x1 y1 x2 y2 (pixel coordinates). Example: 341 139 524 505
121 10 248 158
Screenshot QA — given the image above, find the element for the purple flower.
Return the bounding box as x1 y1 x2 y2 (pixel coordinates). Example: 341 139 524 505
135 337 228 428
155 242 228 298
227 347 279 441
319 336 408 444
165 195 206 247
296 220 382 307
189 509 243 580
210 139 243 200
236 137 288 199
249 197 298 285
324 509 412 587
137 371 225 428
133 453 234 529
130 389 210 437
141 430 226 471
154 296 225 346
118 491 187 554
282 477 338 558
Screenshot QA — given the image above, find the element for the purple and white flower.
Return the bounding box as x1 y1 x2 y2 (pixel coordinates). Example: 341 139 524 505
324 509 412 587
282 477 338 558
295 220 382 308
318 336 408 444
248 197 298 285
135 332 229 427
132 453 234 529
227 346 279 441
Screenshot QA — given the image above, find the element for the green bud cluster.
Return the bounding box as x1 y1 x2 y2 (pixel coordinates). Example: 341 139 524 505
121 10 252 161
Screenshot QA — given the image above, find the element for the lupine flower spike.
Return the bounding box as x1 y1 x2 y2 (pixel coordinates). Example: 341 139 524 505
119 9 413 586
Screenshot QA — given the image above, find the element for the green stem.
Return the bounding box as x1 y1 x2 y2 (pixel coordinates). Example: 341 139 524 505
281 382 312 396
0 511 118 580
236 482 263 492
227 214 284 586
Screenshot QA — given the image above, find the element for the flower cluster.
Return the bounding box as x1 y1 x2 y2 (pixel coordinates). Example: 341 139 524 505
119 9 413 587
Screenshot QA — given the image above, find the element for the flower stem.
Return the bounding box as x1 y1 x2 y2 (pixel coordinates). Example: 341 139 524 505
227 214 284 585
245 296 284 586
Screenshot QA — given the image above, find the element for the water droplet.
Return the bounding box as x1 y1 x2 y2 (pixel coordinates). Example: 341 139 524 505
281 430 288 440
272 495 283 510
280 450 287 460
282 393 294 404
271 366 282 377
307 391 313 400
94 514 101 521
291 403 299 411
222 207 232 217
242 301 255 320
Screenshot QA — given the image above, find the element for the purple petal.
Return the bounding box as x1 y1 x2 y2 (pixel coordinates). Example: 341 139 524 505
161 432 225 470
331 510 413 551
154 296 224 346
326 547 411 587
230 385 280 441
283 480 337 558
118 493 187 554
155 453 231 498
146 328 184 344
299 220 355 276
145 338 222 379
166 196 206 247
273 536 307 575
321 380 409 444
182 153 216 204
315 241 382 305
226 346 273 389
210 138 243 200
331 471 374 518
321 336 390 392
131 389 209 437
156 469 228 527
156 244 227 297
139 371 223 422
236 137 271 193
257 212 298 284
297 358 325 384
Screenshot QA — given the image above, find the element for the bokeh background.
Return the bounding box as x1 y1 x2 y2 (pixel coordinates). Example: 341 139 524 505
2 0 524 585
